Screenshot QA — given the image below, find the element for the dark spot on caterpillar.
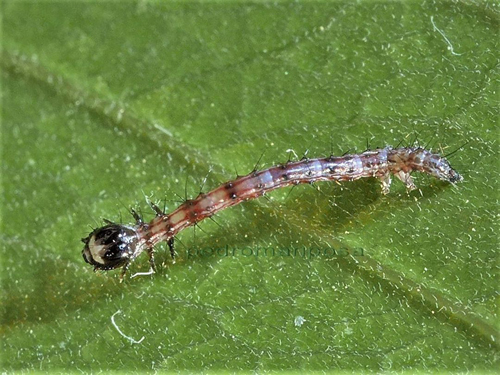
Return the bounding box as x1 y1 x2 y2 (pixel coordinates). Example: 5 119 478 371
188 210 198 220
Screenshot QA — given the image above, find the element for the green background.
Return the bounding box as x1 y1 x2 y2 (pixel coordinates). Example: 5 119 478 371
1 1 498 372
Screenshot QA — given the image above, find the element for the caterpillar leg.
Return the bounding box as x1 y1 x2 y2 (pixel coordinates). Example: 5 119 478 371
396 171 417 191
380 173 392 195
150 201 164 216
130 208 143 225
168 237 176 262
147 248 157 273
119 261 131 282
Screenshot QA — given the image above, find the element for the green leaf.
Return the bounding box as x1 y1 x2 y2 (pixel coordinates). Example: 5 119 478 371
2 1 498 372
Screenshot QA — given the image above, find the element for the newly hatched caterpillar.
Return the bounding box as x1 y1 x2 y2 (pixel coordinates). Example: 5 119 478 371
81 146 463 279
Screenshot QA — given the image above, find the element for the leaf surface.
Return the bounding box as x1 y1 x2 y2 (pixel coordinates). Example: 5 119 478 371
2 2 498 372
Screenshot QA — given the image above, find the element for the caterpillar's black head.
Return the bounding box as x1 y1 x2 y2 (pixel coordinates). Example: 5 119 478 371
82 224 139 271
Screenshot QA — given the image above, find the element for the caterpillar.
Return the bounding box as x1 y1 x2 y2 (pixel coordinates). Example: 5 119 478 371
81 146 463 280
